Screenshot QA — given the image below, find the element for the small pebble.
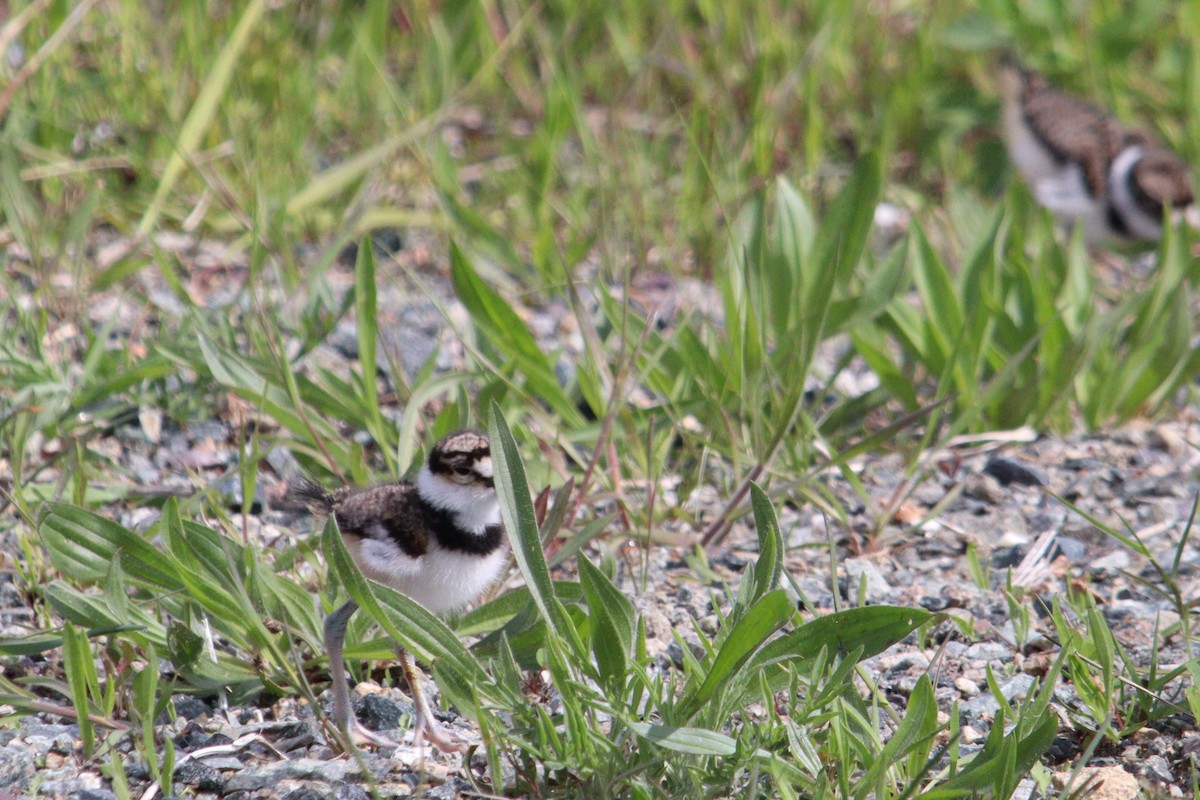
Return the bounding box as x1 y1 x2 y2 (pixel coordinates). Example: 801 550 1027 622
1052 536 1087 562
174 760 223 791
964 641 1013 662
356 694 405 732
984 456 1048 487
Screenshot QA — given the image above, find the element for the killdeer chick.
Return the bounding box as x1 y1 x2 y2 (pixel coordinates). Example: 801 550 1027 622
291 430 506 753
997 57 1195 245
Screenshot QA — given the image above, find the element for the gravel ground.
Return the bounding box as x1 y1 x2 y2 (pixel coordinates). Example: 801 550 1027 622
2 230 1199 798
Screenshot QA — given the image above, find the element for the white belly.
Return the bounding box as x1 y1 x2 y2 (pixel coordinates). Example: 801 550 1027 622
349 536 508 615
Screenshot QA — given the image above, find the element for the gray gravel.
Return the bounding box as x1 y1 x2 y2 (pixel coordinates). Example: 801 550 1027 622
3 230 1200 798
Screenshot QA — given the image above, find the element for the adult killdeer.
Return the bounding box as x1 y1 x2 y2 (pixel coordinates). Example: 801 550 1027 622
291 430 506 752
997 57 1195 245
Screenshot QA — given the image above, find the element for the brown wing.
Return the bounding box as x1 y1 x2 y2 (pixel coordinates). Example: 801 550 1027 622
332 483 429 558
1020 75 1118 197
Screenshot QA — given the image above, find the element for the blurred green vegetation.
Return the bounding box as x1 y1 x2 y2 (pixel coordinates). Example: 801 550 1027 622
2 0 1199 796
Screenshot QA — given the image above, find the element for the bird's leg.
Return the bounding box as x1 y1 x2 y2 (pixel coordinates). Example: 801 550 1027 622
324 600 401 750
324 600 358 733
398 647 468 753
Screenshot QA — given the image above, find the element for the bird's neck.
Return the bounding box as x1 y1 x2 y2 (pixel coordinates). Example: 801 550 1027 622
416 466 501 536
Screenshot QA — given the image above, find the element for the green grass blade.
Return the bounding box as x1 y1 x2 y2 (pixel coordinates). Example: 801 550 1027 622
354 236 379 416
747 482 784 603
137 0 266 235
916 708 1056 798
455 246 581 424
61 623 96 757
855 674 938 797
578 554 636 690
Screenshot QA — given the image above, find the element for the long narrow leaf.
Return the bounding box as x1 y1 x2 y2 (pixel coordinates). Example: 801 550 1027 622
488 403 584 658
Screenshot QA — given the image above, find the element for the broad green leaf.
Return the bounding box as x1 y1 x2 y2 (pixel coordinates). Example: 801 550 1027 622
43 581 160 643
629 722 737 756
167 621 205 666
762 178 807 342
456 581 585 637
39 503 178 589
0 632 68 656
752 606 934 673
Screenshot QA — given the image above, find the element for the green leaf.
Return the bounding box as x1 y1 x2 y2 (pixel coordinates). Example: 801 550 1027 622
61 623 96 757
453 246 581 424
167 621 205 665
765 177 815 339
39 503 178 589
629 722 737 756
747 482 783 603
488 403 585 658
578 554 636 690
456 581 585 637
676 589 794 721
915 706 1057 798
909 224 962 372
753 606 934 672
353 237 382 436
855 674 938 797
808 152 881 301
0 632 68 656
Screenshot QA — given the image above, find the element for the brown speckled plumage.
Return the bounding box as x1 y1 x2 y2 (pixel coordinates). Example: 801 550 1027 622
289 430 502 558
1014 69 1120 199
998 56 1195 243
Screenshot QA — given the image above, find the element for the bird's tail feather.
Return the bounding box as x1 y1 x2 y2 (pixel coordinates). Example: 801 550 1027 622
288 475 336 513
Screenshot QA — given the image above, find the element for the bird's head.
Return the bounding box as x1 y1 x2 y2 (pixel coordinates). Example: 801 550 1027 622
418 430 500 531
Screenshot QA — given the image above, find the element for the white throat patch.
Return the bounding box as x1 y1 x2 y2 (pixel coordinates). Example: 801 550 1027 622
416 466 501 535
